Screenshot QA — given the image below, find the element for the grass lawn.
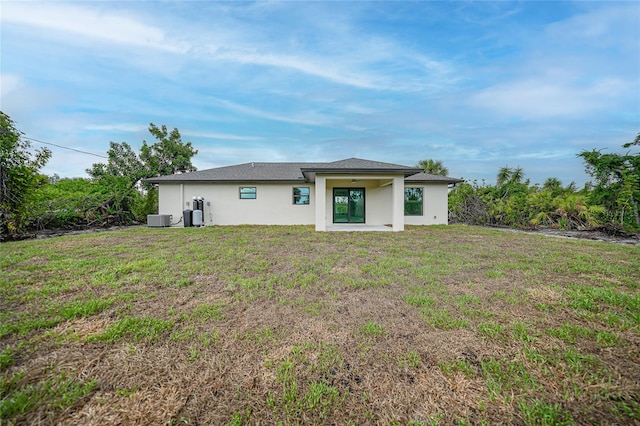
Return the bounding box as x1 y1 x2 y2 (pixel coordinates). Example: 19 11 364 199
1 225 639 425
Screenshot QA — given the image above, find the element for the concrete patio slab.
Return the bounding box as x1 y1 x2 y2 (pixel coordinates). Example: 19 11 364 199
326 225 393 232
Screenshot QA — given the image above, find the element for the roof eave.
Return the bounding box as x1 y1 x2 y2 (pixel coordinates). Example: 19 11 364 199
143 178 309 184
406 178 465 184
300 168 422 182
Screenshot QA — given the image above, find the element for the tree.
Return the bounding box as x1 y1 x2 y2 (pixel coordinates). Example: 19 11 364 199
496 166 524 187
87 123 198 221
578 134 640 228
140 123 198 181
87 123 197 190
417 159 449 176
0 111 51 238
87 141 144 189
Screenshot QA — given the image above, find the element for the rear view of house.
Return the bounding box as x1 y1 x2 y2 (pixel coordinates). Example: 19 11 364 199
144 158 463 231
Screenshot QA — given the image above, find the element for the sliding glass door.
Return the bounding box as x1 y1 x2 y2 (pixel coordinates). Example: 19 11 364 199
333 188 365 223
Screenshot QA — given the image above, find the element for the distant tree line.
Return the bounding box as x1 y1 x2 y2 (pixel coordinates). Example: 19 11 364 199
444 133 640 232
0 111 196 240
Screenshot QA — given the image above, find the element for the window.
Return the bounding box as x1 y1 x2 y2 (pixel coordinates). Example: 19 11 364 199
404 187 423 216
293 187 310 205
239 187 256 199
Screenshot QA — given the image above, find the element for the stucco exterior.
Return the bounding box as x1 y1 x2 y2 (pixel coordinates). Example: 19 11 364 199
146 158 463 231
404 183 450 226
157 179 450 229
159 182 315 226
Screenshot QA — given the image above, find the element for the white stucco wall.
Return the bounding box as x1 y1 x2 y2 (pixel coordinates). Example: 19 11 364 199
404 183 450 225
156 179 451 227
158 183 315 226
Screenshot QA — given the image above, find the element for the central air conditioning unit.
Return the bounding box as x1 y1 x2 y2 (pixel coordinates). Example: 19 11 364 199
147 214 171 227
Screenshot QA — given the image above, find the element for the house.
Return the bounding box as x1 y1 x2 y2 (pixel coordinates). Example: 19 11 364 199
144 158 463 231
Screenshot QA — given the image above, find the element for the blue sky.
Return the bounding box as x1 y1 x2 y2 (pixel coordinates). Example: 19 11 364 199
1 1 638 186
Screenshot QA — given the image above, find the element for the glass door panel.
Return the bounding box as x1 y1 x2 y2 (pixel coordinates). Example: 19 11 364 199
333 189 349 223
349 189 365 223
333 188 365 223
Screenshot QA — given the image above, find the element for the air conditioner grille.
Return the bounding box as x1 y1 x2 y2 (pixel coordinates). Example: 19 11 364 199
147 215 171 227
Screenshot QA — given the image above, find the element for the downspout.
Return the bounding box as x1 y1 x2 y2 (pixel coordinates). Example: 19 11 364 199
180 184 184 214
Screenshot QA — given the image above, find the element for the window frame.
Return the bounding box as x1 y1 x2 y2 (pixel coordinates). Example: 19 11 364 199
292 186 310 205
239 186 257 199
404 187 424 216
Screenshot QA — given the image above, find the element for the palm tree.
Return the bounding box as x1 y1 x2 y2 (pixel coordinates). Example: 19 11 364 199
497 166 524 187
511 167 524 185
417 159 449 176
543 177 562 191
496 166 512 187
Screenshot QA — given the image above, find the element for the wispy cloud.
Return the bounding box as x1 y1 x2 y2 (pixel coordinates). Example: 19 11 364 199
85 124 147 133
212 97 334 127
545 3 640 49
2 2 186 52
215 50 381 90
182 130 264 142
470 77 628 118
0 73 23 97
467 3 637 121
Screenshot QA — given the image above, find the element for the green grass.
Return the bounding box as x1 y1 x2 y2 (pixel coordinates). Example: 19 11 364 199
58 297 114 320
0 347 15 370
188 302 225 322
423 308 469 330
0 371 96 419
546 323 593 345
439 359 475 378
481 358 537 402
518 399 575 425
358 321 387 337
88 316 174 343
399 350 421 368
1 225 638 425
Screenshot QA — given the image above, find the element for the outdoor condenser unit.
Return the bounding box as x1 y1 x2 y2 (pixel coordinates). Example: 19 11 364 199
147 214 171 227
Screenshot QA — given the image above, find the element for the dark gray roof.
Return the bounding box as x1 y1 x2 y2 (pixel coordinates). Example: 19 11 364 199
143 157 461 184
314 158 419 170
144 162 318 183
405 172 464 184
300 157 423 181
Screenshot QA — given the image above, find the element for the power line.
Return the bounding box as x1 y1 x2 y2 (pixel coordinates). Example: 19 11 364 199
24 136 108 159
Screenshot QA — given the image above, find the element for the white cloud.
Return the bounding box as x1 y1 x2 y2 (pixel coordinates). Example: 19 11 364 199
182 130 264 142
84 124 147 133
545 4 639 49
214 50 385 90
470 77 628 119
0 73 24 97
512 150 575 160
2 2 187 53
465 3 638 122
0 74 64 119
212 97 334 127
194 146 288 169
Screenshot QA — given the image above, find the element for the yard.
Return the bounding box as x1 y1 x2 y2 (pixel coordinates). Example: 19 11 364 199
1 225 639 425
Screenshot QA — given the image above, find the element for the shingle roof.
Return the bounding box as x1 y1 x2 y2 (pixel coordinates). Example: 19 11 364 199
299 157 423 181
320 158 419 170
144 162 318 183
143 158 461 184
405 172 464 184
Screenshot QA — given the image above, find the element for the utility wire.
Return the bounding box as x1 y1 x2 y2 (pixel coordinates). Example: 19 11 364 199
24 136 108 159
